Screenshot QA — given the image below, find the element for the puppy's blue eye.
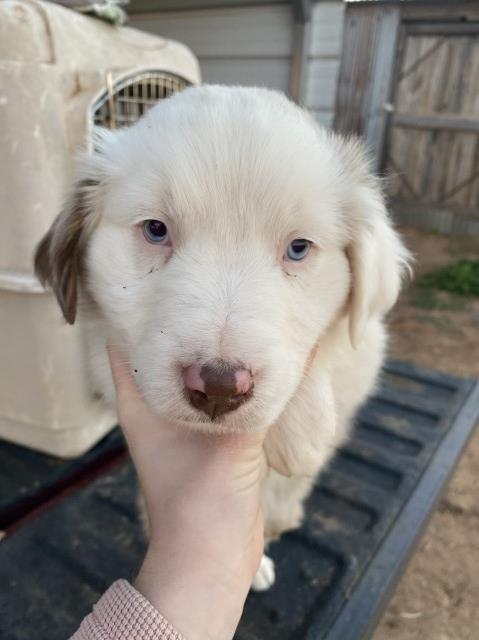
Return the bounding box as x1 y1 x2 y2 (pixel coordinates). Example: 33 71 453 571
286 239 311 261
143 219 168 244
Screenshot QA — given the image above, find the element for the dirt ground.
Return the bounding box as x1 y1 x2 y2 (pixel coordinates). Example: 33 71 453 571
373 227 479 640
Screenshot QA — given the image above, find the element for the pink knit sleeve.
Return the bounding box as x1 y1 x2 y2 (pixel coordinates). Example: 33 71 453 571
70 579 185 640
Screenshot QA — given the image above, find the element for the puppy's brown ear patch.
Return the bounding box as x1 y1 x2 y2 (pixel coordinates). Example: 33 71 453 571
34 179 100 324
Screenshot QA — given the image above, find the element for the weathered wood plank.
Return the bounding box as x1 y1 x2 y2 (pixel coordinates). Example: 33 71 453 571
385 25 479 214
402 3 479 22
406 22 479 36
457 37 479 115
392 203 479 235
392 112 479 132
365 6 401 171
334 5 383 135
290 15 311 103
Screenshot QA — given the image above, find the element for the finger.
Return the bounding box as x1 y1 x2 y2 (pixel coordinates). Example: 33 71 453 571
106 344 142 404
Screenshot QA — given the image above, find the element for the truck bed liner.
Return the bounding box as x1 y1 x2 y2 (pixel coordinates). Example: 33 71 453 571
0 361 478 640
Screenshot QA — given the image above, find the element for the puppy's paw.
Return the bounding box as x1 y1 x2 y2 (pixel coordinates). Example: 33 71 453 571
252 554 276 591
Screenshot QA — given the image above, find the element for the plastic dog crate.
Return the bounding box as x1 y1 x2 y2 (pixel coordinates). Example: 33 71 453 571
0 0 200 457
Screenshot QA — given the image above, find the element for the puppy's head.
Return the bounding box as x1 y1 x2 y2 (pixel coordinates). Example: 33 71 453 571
35 86 409 434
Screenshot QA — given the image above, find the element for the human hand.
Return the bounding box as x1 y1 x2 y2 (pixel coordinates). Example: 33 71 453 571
107 346 266 640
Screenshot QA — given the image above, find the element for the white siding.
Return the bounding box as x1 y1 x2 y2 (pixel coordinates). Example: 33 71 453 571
129 5 294 93
199 59 291 91
309 1 344 57
305 59 340 110
129 2 345 127
304 1 344 127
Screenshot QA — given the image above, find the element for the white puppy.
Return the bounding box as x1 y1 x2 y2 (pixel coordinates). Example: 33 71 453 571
35 86 410 590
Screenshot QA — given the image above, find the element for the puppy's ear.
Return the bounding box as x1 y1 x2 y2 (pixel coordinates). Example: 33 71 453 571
339 140 412 348
264 371 338 478
34 178 101 324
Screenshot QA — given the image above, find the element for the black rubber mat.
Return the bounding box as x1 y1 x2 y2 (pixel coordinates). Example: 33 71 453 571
0 361 478 640
0 429 125 530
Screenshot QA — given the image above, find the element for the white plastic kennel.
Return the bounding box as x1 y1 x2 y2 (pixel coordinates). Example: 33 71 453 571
0 0 200 456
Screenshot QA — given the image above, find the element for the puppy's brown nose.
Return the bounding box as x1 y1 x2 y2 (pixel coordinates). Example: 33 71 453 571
183 362 253 420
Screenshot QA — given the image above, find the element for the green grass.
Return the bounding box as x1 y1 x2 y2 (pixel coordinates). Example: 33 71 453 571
415 314 464 335
417 260 479 298
409 288 468 311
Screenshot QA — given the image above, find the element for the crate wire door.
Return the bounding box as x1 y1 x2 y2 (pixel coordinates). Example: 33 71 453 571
91 70 190 130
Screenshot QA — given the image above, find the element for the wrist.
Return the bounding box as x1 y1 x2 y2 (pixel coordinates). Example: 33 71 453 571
135 546 251 640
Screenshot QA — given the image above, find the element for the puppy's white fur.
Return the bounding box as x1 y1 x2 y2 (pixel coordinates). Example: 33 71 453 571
35 86 410 588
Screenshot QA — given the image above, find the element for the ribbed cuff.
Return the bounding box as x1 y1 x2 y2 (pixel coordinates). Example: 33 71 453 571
71 579 185 640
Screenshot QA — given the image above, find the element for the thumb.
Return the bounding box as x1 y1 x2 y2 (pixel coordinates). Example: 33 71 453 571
106 344 170 446
107 344 143 406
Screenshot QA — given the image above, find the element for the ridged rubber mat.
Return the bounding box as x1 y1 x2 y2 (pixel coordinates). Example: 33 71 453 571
0 361 478 640
0 429 125 530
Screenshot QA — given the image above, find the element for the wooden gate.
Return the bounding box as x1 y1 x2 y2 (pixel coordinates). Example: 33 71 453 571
384 22 479 231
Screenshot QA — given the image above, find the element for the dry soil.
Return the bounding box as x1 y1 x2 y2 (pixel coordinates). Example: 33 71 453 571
373 227 479 640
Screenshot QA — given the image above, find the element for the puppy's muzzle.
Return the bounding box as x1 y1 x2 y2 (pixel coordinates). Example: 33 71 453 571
183 362 254 420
